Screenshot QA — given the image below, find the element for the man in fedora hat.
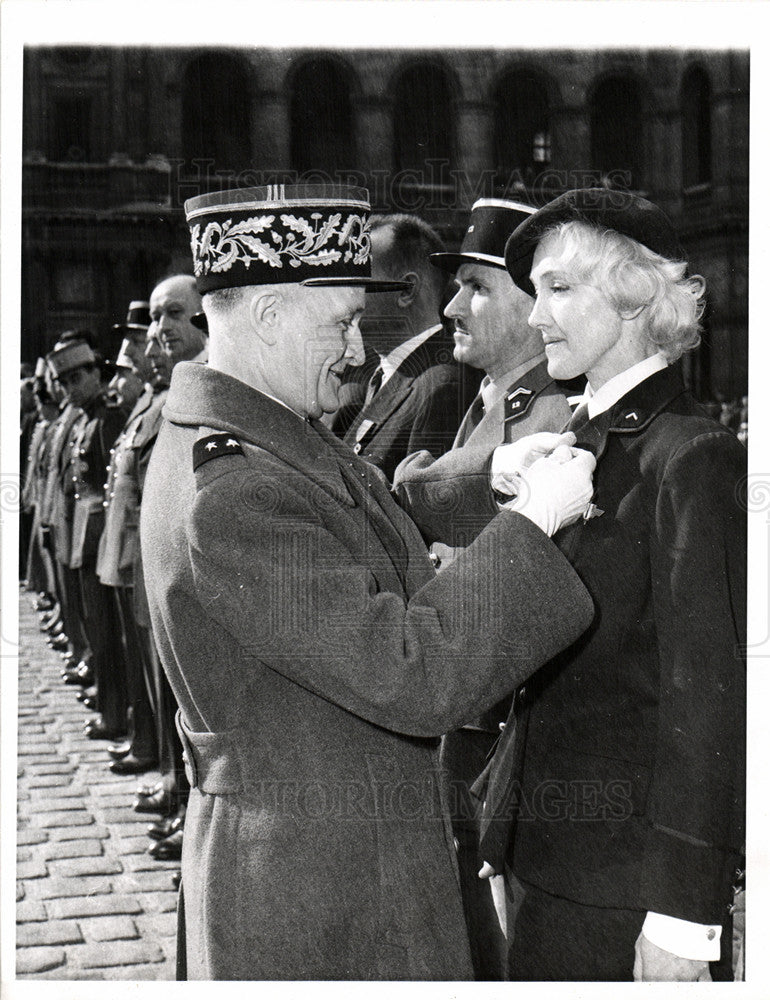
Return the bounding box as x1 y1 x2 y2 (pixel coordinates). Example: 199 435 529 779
392 197 576 979
476 188 746 982
140 183 598 981
109 300 153 411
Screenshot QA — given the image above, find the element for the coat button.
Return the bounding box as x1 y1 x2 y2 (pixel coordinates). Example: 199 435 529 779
498 722 506 732
707 929 716 941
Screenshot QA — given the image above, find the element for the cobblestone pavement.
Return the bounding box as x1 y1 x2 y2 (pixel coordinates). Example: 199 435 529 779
16 589 178 980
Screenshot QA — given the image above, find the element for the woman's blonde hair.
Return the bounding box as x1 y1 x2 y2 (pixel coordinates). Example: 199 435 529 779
543 220 705 361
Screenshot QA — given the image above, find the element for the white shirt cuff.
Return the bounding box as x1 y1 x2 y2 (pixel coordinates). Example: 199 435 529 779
642 911 721 962
490 447 522 497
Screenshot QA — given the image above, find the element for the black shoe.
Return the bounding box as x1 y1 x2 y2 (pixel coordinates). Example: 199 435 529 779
109 754 159 775
148 810 185 841
136 780 164 798
76 684 97 702
34 595 55 612
48 634 70 652
64 669 91 687
148 828 183 861
107 741 131 760
133 787 177 815
41 614 62 634
84 719 126 741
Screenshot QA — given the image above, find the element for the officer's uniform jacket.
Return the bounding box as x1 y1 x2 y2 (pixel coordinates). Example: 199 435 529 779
139 361 593 981
393 358 573 549
65 394 125 570
97 385 168 589
478 363 746 927
21 416 52 513
342 327 477 482
40 403 82 559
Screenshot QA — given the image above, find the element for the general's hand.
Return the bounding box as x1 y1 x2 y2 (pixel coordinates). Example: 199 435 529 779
507 447 596 536
633 931 711 981
491 432 577 495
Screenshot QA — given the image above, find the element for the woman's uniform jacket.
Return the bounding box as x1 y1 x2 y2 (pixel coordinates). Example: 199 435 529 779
477 362 746 929
139 361 593 981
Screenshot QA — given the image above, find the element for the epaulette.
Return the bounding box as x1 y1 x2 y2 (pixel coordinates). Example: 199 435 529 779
193 433 245 472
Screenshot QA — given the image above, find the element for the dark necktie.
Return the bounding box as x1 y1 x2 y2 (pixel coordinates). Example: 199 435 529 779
566 402 590 433
364 366 384 408
456 392 485 445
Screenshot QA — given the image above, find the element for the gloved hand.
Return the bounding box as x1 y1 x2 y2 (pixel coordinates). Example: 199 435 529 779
491 432 577 497
504 446 596 536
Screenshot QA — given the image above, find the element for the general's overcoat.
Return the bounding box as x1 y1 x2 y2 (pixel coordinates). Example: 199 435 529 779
342 329 478 481
478 363 746 927
140 361 593 980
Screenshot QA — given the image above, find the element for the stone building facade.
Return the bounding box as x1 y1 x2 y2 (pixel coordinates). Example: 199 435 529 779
22 46 748 400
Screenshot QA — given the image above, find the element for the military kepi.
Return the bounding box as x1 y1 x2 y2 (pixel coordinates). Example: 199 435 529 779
184 183 409 295
504 187 684 296
46 340 96 377
430 198 535 273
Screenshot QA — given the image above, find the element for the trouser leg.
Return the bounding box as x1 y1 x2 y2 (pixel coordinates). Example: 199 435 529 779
78 563 127 733
441 729 506 980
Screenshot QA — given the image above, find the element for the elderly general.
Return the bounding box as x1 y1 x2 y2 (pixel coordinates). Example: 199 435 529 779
477 189 746 982
139 183 597 980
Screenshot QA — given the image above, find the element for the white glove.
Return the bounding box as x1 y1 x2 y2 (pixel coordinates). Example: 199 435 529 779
491 432 577 497
505 447 596 536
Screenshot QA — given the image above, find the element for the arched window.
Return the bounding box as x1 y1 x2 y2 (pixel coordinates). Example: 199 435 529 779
682 66 712 188
494 70 551 184
392 62 454 176
590 75 644 190
290 58 355 177
48 91 93 162
182 54 251 177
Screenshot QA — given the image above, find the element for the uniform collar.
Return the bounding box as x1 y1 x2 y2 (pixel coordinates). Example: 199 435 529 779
584 353 668 420
480 353 548 412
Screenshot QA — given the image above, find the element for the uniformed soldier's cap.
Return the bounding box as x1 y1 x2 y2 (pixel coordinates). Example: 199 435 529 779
504 188 684 296
112 301 151 335
430 198 536 273
46 340 96 377
184 183 410 295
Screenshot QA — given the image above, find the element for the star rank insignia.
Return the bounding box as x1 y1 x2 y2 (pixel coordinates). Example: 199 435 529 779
193 433 245 471
503 385 535 422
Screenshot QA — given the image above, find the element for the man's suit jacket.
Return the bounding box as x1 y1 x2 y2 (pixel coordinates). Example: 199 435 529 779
478 363 746 927
393 359 573 549
342 328 479 482
139 360 593 980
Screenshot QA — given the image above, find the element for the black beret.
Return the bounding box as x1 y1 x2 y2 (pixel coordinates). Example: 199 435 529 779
504 188 684 296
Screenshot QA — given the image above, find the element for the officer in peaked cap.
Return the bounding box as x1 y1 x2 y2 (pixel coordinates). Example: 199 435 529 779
139 183 598 981
392 197 580 979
